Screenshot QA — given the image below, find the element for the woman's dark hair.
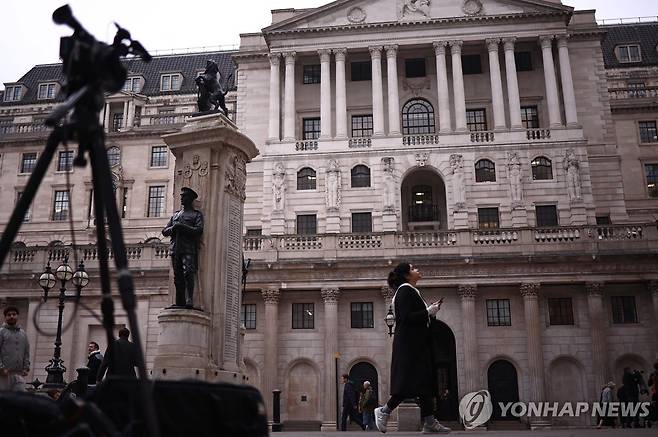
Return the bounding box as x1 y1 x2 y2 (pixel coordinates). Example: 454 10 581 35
387 262 411 289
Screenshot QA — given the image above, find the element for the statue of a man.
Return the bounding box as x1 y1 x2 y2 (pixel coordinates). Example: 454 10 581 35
449 154 466 208
162 187 204 308
272 162 286 211
507 152 523 205
564 149 582 201
326 160 341 210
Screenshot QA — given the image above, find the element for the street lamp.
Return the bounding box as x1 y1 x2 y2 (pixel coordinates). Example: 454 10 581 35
385 305 395 337
38 256 89 387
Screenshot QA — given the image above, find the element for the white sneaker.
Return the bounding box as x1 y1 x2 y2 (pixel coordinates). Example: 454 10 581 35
374 406 389 433
422 420 451 434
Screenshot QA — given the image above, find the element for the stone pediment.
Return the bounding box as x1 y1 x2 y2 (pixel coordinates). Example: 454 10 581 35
263 0 572 33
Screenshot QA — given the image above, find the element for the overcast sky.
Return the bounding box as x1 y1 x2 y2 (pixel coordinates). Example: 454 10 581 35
1 0 657 87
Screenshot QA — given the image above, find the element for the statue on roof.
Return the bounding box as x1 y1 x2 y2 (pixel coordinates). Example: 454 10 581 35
195 59 232 115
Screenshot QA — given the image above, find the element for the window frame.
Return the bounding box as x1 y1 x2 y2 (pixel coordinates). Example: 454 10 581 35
296 214 317 235
351 114 373 138
351 212 373 233
475 159 496 183
150 145 169 168
147 185 166 218
107 146 121 167
402 99 436 135
351 61 372 81
405 58 426 78
37 83 57 100
123 77 142 93
160 73 183 92
644 163 658 198
351 302 375 328
531 156 554 180
548 297 574 325
292 303 315 329
302 117 321 140
515 51 533 71
52 190 70 221
466 108 487 132
535 204 559 227
20 152 38 174
615 44 642 63
112 112 124 132
56 150 74 172
350 164 371 188
302 64 321 84
486 299 511 326
16 190 31 222
241 303 257 330
462 54 483 75
638 120 658 144
3 85 22 102
477 207 500 229
296 167 317 190
610 296 638 324
521 106 539 129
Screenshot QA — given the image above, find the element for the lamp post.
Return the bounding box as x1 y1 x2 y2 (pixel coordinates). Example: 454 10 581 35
38 256 89 387
385 305 395 337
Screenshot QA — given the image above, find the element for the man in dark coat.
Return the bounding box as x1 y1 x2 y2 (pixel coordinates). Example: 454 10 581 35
96 328 139 382
86 341 103 383
341 374 364 431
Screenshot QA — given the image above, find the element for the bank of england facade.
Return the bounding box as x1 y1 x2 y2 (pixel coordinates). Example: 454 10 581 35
1 0 658 430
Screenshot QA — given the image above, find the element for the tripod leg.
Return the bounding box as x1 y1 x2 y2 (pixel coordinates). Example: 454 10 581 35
0 128 63 269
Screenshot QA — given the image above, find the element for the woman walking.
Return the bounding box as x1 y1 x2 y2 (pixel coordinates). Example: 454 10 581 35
374 262 451 434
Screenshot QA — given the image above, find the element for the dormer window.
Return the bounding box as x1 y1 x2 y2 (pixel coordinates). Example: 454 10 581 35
616 44 641 63
38 83 58 100
3 85 22 102
160 73 182 92
123 77 142 93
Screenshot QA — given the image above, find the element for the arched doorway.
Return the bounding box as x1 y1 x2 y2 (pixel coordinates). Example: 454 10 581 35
286 361 320 422
430 320 458 420
349 361 379 406
548 357 587 426
487 360 519 420
401 168 447 231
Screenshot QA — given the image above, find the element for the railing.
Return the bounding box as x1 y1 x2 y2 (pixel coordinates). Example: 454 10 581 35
398 231 457 247
402 134 440 146
408 204 439 223
527 129 551 140
534 227 581 242
295 140 318 151
473 230 518 245
0 122 50 138
142 113 193 126
598 16 658 25
338 234 382 249
348 137 372 148
587 225 643 241
609 87 658 100
279 235 323 250
470 131 495 143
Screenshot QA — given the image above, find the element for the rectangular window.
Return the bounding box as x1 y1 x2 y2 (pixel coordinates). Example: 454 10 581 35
639 121 658 143
57 150 74 172
351 302 374 328
20 153 37 174
486 299 511 326
161 74 182 91
351 114 373 138
296 214 317 235
150 145 168 167
462 55 482 75
536 205 559 227
521 106 539 129
466 109 487 131
616 45 641 63
147 186 165 218
548 298 574 325
38 83 57 100
478 207 500 229
351 61 372 81
292 303 314 329
302 117 321 140
515 52 533 71
245 228 263 236
611 296 638 324
303 64 321 84
4 86 21 102
241 304 257 330
121 187 129 219
596 215 611 225
52 190 70 221
112 113 123 132
351 212 373 233
405 58 426 78
16 191 31 222
628 82 646 98
123 77 141 93
645 164 658 198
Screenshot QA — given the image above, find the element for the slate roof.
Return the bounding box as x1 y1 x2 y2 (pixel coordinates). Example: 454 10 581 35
1 50 236 107
601 22 658 69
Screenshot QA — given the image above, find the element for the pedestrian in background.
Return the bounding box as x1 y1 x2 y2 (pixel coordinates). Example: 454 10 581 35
0 306 30 392
97 328 139 382
341 374 364 431
359 380 376 431
86 341 103 383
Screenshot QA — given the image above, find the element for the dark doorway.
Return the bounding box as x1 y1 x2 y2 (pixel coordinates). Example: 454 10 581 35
349 362 379 406
487 360 520 420
430 320 458 421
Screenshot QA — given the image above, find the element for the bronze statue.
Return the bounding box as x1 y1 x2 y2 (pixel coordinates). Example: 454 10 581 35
195 59 232 115
162 187 204 308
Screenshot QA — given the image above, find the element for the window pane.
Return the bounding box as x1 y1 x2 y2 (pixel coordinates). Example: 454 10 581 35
521 106 539 129
21 153 37 173
462 55 482 74
351 302 374 328
162 75 170 91
486 299 511 326
148 186 165 217
52 190 70 221
351 212 372 233
515 52 532 71
536 205 558 227
303 65 321 84
296 214 317 235
405 58 426 78
171 74 181 90
107 146 121 167
531 157 553 180
645 164 658 197
38 84 47 99
478 208 499 229
292 303 314 329
548 298 574 325
402 99 435 135
351 61 371 81
57 150 74 172
112 113 123 132
297 168 317 190
351 115 373 138
475 159 496 182
466 109 487 132
611 296 637 324
351 165 371 188
241 304 257 329
639 121 658 143
303 118 321 140
151 145 168 167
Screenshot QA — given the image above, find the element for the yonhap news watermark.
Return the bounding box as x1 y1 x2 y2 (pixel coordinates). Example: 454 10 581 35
459 390 651 430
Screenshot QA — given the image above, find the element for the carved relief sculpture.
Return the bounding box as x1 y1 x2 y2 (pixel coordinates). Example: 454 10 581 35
462 0 483 16
449 154 466 209
382 157 396 211
564 149 582 201
224 152 247 201
507 152 523 207
272 162 286 211
180 154 210 206
325 159 342 210
415 152 430 167
398 0 431 20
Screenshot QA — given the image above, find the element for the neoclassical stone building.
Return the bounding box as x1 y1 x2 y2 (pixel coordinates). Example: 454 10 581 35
1 0 658 431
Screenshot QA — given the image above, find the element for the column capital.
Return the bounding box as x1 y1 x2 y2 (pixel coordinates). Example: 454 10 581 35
318 48 332 62
458 284 477 300
502 37 517 51
585 282 605 297
283 51 297 64
261 287 281 304
369 46 383 58
539 35 555 49
333 48 347 61
321 287 340 303
520 282 540 298
381 285 394 300
268 52 281 66
486 38 501 52
433 41 448 55
448 40 463 53
556 34 570 48
648 281 658 296
384 45 398 57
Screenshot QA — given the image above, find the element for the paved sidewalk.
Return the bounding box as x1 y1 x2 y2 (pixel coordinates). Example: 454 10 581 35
274 429 655 437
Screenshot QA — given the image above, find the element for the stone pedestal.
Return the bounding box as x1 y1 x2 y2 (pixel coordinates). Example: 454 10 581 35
270 211 286 235
453 210 469 230
153 113 259 382
382 211 397 232
511 206 528 227
397 402 421 431
568 203 587 225
326 211 340 234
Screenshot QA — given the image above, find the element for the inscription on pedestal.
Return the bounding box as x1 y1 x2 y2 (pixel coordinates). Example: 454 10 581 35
223 195 242 363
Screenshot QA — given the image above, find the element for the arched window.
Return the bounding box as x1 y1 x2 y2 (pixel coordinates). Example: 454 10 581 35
351 165 371 188
531 156 553 180
475 159 496 182
297 167 316 190
402 99 435 135
107 146 121 167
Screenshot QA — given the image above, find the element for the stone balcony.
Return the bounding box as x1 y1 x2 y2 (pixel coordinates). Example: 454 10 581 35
608 86 658 110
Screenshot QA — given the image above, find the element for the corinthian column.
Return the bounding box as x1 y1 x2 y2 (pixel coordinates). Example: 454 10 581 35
433 41 451 133
283 51 297 141
539 36 562 127
370 46 385 136
334 48 348 139
503 37 523 129
486 39 506 130
385 45 401 136
449 41 467 132
261 287 280 418
556 35 578 127
520 283 545 403
586 282 609 394
321 287 341 431
458 285 479 395
268 53 281 141
319 49 332 139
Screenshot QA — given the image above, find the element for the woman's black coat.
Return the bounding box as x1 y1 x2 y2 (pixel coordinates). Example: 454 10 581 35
390 284 438 397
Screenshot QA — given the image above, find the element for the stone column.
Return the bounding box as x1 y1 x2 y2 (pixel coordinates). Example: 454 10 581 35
433 41 452 133
321 287 340 431
503 37 523 129
556 35 578 127
539 36 562 128
449 41 467 132
385 45 401 136
520 283 547 420
122 101 129 129
486 38 506 131
649 281 658 360
126 99 135 129
370 46 385 136
586 282 610 394
334 48 348 139
283 51 297 141
103 102 111 130
319 49 333 139
458 285 479 395
262 287 281 418
267 53 281 141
